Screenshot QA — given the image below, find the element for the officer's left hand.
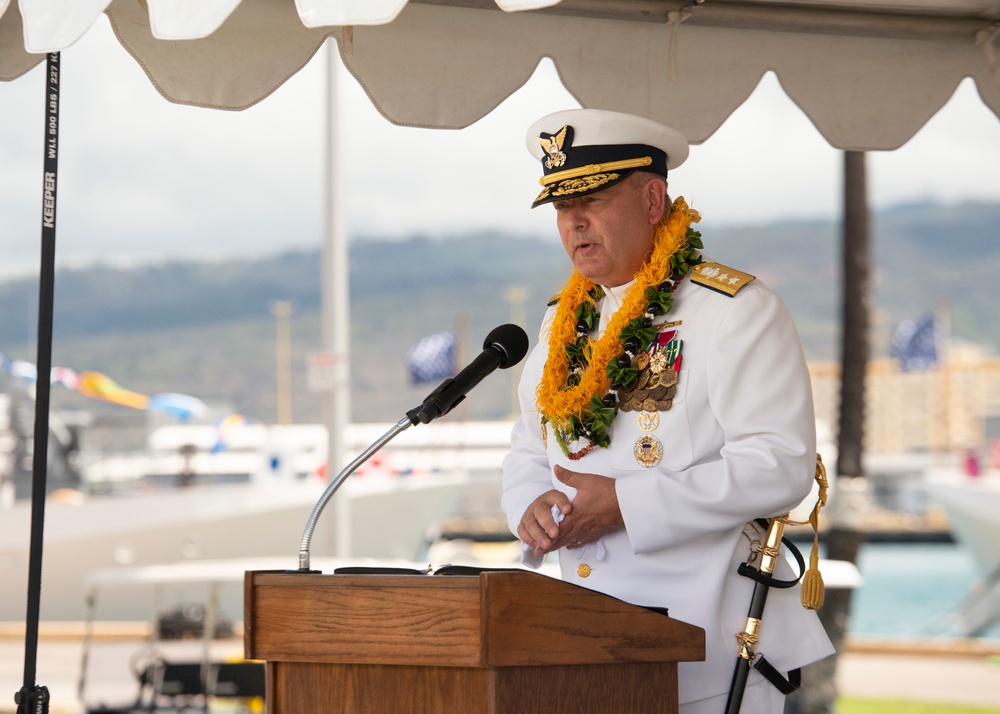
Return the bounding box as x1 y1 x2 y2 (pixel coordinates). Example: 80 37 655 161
550 464 624 550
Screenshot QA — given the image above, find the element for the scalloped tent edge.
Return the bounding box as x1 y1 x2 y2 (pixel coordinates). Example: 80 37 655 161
2 0 1000 146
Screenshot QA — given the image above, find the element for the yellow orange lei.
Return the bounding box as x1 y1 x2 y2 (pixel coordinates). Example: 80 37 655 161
536 196 700 444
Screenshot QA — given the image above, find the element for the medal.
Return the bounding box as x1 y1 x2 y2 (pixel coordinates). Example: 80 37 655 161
634 435 663 467
619 334 681 415
637 410 659 431
534 199 702 459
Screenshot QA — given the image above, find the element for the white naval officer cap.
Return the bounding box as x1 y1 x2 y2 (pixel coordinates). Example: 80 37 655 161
526 108 689 208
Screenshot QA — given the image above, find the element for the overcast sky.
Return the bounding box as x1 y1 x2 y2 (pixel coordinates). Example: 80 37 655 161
2 16 999 279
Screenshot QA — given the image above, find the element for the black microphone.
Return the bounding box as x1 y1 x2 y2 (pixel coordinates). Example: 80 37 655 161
298 323 529 570
407 323 529 425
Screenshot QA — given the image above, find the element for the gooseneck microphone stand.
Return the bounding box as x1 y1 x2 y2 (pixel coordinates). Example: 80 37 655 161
298 323 528 572
298 416 414 571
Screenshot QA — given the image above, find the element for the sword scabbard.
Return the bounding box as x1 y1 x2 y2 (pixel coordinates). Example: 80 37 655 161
725 516 789 714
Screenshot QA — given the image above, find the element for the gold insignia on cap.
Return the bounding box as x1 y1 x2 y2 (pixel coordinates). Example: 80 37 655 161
691 262 756 297
551 173 620 198
533 185 552 205
577 563 592 578
538 125 570 169
540 157 653 187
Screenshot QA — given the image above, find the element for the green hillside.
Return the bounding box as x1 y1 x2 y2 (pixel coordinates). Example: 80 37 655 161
0 200 996 425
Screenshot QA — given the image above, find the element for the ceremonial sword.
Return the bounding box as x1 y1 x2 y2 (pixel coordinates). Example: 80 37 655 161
725 456 828 714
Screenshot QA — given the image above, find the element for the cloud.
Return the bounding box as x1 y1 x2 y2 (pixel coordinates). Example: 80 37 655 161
676 72 842 226
1 15 998 279
869 78 1000 208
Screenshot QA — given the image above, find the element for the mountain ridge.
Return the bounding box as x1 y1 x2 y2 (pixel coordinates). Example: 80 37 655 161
1 199 996 424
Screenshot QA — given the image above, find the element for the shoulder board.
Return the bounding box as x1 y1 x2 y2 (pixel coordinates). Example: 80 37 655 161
690 262 756 297
547 293 561 307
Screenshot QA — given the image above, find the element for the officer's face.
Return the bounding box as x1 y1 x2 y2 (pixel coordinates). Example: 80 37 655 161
553 175 664 288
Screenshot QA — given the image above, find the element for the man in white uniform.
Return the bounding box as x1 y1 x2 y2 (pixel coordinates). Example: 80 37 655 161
502 108 834 713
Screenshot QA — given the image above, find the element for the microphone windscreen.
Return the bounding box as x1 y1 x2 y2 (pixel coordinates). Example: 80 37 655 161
484 323 529 368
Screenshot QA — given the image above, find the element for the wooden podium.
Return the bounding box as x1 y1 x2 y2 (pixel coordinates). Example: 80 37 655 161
245 569 704 714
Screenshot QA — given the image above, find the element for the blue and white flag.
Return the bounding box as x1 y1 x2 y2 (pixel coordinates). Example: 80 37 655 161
889 314 938 372
407 332 456 384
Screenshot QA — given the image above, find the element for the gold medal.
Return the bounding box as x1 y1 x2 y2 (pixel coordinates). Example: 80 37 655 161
634 435 663 467
637 410 659 431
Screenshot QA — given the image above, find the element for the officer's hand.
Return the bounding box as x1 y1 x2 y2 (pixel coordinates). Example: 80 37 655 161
551 464 624 550
517 489 572 558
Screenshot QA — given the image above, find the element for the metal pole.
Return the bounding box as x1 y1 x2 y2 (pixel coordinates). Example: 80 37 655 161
270 300 293 425
15 51 61 714
800 150 872 714
323 40 352 557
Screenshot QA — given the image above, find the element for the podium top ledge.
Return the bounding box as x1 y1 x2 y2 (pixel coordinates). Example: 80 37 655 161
245 568 705 667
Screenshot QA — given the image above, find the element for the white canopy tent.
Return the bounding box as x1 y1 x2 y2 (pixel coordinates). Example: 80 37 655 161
3 4 997 710
2 0 999 150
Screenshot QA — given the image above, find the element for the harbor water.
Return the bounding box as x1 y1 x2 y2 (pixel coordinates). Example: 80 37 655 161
836 541 1000 639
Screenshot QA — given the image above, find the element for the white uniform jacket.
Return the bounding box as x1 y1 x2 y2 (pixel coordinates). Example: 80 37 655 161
501 269 835 704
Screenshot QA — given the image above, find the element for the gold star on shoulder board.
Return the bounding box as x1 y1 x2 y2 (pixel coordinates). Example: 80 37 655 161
691 262 756 297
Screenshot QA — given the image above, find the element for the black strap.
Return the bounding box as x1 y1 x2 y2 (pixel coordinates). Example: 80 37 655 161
752 657 801 695
737 524 806 589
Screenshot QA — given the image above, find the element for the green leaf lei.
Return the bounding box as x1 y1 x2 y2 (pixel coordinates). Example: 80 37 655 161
548 227 704 458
